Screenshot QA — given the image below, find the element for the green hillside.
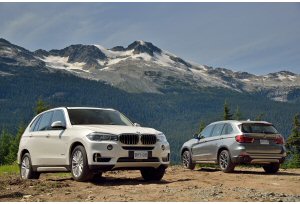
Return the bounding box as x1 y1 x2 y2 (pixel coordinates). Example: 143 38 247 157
0 64 299 163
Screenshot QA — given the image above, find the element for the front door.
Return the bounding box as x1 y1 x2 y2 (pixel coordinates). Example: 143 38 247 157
46 110 68 165
192 124 215 161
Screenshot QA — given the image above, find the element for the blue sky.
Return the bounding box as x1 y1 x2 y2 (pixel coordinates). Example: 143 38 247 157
0 3 299 74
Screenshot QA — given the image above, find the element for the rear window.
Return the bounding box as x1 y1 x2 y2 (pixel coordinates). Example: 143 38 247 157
241 123 278 134
222 123 234 135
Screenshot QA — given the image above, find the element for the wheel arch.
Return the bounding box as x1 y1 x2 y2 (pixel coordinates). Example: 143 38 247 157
19 149 30 163
217 146 230 161
181 147 191 156
69 141 86 164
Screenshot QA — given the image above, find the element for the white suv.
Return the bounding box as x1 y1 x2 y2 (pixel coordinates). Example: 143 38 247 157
18 107 170 181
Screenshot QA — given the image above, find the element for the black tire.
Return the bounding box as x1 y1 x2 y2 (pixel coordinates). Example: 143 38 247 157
20 153 40 179
218 150 235 173
182 150 196 170
70 145 92 182
141 166 166 181
263 163 280 174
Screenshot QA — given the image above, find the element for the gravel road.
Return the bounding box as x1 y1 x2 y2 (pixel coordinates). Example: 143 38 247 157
1 166 300 202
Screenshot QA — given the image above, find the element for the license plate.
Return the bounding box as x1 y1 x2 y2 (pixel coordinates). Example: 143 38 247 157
260 139 269 145
134 151 148 159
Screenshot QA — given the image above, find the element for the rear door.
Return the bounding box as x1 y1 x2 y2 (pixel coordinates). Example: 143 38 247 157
205 123 225 161
29 111 54 165
240 123 283 154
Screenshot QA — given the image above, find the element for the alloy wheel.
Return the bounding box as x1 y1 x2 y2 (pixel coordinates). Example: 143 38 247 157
182 151 190 168
21 156 30 179
219 152 229 169
72 150 84 178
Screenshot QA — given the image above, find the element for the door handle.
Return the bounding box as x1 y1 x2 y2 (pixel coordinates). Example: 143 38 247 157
46 134 50 138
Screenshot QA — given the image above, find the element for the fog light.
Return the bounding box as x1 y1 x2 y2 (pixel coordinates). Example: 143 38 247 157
161 145 165 151
93 153 102 162
107 144 113 150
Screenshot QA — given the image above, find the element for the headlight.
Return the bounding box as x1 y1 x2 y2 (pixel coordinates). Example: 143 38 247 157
157 132 168 142
86 132 118 141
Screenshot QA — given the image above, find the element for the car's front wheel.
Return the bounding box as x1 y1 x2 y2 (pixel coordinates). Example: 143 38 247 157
218 150 235 173
182 150 196 170
20 153 40 179
71 145 92 182
263 163 280 174
140 166 166 181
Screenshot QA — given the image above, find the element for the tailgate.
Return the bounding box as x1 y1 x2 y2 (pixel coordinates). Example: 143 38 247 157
243 133 283 154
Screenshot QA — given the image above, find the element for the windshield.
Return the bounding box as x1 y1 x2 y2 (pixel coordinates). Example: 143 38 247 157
67 109 133 126
241 123 278 134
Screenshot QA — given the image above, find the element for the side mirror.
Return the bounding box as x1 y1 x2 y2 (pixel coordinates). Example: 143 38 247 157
51 121 66 129
133 123 141 127
193 134 199 139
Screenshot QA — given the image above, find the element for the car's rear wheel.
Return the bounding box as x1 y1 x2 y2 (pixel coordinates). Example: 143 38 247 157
218 150 235 173
182 150 196 170
71 145 92 182
140 166 166 181
263 163 280 174
20 153 40 179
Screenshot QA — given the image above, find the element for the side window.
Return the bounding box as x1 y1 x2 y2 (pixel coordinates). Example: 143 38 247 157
51 110 66 127
29 115 41 132
221 123 234 135
36 111 54 131
200 125 214 138
211 123 225 137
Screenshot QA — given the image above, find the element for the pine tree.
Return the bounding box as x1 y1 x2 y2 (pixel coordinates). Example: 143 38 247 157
255 113 265 121
223 100 233 120
35 98 49 114
5 123 26 164
196 120 206 134
287 114 300 168
234 106 242 120
0 129 13 165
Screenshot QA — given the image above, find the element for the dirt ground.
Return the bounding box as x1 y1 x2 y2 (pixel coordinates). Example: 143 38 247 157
0 166 300 202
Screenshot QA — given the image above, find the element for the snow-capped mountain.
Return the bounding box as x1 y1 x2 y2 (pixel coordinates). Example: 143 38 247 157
0 38 44 67
1 38 300 102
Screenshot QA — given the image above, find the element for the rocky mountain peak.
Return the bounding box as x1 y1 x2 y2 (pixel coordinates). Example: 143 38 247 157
0 38 11 45
126 40 162 56
1 38 299 102
48 44 107 64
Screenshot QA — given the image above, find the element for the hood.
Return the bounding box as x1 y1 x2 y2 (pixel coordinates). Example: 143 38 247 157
72 125 160 135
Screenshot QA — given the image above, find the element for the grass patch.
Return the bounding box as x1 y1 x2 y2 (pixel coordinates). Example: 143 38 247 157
196 163 218 169
0 164 19 176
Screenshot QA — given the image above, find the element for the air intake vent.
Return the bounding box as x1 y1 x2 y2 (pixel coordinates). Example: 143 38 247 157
141 134 157 145
119 134 139 145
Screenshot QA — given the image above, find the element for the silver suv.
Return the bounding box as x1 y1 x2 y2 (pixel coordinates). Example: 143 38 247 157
181 120 286 173
18 107 170 181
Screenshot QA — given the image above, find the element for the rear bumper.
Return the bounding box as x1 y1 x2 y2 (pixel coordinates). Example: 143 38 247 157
232 153 286 164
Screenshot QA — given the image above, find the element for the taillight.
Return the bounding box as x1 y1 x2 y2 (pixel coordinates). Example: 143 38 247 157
235 135 254 143
275 135 284 144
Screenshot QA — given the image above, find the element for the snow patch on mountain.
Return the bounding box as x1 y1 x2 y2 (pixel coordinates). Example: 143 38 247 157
41 56 89 73
2 38 299 102
0 70 13 76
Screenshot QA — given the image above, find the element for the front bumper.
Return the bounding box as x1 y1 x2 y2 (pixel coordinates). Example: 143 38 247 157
86 141 170 171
